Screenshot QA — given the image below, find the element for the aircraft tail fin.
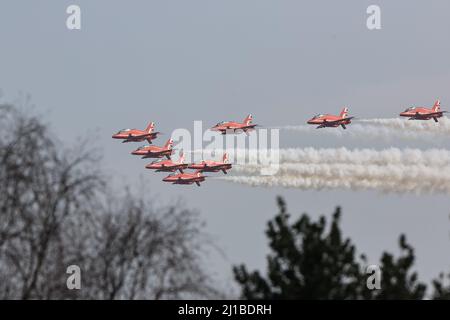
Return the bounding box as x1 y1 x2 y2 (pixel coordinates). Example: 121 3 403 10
164 138 173 149
432 100 441 112
339 107 349 119
243 114 253 125
145 122 155 133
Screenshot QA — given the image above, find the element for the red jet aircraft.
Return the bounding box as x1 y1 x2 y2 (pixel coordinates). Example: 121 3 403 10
399 100 446 122
131 139 173 159
188 153 232 174
210 114 257 134
145 151 188 173
307 107 353 129
162 171 206 187
112 122 160 144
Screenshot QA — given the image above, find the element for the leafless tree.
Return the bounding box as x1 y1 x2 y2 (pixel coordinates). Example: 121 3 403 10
0 104 218 299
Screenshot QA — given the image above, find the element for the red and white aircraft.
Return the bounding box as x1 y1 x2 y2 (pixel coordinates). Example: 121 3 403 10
112 122 160 144
131 139 173 159
162 171 206 187
307 107 353 129
188 153 232 174
399 100 446 122
145 151 188 173
210 114 257 134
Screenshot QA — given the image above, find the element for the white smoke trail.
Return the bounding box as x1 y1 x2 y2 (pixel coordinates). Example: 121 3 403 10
280 124 427 141
215 147 450 195
276 147 450 167
192 147 450 167
234 163 450 182
220 169 450 194
359 117 450 134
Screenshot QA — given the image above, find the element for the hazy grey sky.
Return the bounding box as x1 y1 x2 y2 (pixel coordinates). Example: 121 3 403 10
1 0 450 294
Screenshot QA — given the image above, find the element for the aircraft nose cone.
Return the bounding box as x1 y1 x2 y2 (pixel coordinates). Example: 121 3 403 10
131 150 140 155
162 177 171 182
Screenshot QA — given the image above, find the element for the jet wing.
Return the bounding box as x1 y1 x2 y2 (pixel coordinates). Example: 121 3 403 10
220 125 240 131
239 124 258 129
213 127 228 132
134 131 160 139
163 163 183 170
134 133 149 138
316 117 353 129
223 124 258 131
323 117 354 125
203 164 225 170
141 150 168 158
424 111 447 117
413 111 447 118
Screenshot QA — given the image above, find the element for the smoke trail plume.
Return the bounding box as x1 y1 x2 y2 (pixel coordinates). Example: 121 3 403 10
276 147 450 167
220 169 450 194
216 147 450 195
193 147 450 167
359 117 450 134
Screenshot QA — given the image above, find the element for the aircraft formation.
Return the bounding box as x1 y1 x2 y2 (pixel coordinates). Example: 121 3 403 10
112 115 258 186
113 100 446 186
